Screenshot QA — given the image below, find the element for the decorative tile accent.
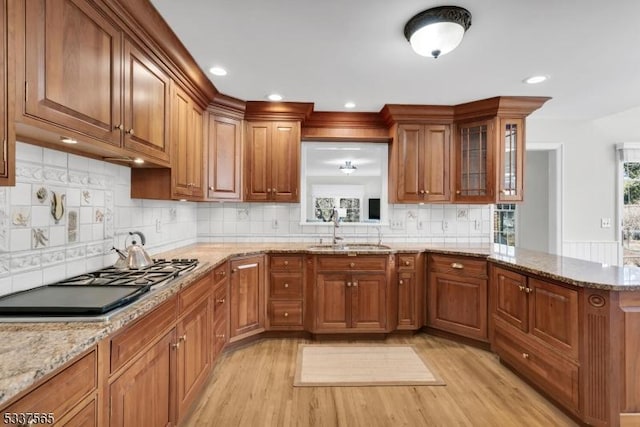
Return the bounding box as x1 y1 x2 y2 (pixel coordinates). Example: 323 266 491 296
11 207 30 227
86 242 104 257
0 255 9 276
10 252 41 272
49 191 65 224
88 174 107 188
68 170 89 187
35 187 48 204
43 167 67 184
32 228 49 249
15 162 43 182
81 190 91 205
67 210 78 243
95 208 104 223
66 244 86 260
457 208 469 219
41 249 65 266
169 207 177 222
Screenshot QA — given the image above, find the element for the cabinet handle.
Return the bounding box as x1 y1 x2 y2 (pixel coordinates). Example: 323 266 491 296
425 190 430 194
399 279 404 285
267 188 272 193
456 190 461 195
284 312 289 317
349 262 355 268
216 298 225 304
500 189 506 194
126 128 135 135
284 283 289 288
518 285 525 292
525 287 533 294
522 352 529 359
115 123 124 131
451 262 464 269
209 186 215 191
346 282 352 287
352 281 358 287
216 334 226 339
232 268 238 273
171 342 180 350
284 260 289 265
419 190 425 194
179 334 187 342
405 260 411 266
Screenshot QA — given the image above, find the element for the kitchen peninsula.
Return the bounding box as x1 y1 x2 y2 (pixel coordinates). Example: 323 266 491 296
0 243 639 427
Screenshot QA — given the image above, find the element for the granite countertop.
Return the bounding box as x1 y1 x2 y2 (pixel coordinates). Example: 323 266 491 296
1 242 640 406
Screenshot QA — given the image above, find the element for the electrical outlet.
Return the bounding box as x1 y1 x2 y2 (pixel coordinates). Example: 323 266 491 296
390 219 404 230
417 221 423 230
272 219 279 229
474 220 481 231
155 219 162 233
442 220 449 231
601 218 611 228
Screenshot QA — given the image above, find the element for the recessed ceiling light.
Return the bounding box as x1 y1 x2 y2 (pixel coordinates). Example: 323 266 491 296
133 158 145 164
267 93 283 101
344 102 356 109
60 136 77 144
209 66 227 76
524 75 549 84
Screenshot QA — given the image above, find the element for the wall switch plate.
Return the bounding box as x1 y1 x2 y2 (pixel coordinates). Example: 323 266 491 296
390 219 404 230
417 221 423 230
601 218 611 228
442 220 449 231
272 219 279 229
155 219 162 233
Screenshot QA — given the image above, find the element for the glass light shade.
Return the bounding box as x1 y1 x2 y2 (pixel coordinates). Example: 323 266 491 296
409 22 465 58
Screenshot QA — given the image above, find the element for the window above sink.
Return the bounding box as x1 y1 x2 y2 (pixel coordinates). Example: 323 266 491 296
300 142 388 226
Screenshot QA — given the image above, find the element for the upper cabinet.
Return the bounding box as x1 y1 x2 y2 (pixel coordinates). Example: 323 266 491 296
0 0 13 186
17 0 170 165
244 121 300 202
207 110 242 200
497 117 524 201
453 119 495 203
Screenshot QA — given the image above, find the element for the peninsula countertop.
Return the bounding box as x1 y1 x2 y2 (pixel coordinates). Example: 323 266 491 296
1 242 640 406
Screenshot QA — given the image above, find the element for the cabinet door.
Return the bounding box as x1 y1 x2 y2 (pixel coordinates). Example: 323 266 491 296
397 271 418 329
315 273 349 330
351 273 386 330
396 124 422 202
455 120 494 202
245 121 271 201
428 272 487 341
123 39 170 163
176 298 210 419
491 267 528 332
229 256 264 339
528 278 579 359
171 85 191 197
24 0 122 146
109 329 176 427
207 114 242 200
498 118 524 201
422 124 450 202
0 0 13 186
271 122 300 202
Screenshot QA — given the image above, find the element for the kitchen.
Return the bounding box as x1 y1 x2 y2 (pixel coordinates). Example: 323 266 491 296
0 0 639 426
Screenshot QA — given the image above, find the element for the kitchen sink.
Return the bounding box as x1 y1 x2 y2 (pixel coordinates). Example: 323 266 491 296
306 243 392 252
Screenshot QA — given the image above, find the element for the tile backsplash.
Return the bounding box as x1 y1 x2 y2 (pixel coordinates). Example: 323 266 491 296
0 142 492 297
0 142 198 296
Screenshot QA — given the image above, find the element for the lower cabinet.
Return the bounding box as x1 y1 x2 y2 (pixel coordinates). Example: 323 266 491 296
267 255 304 330
396 253 423 330
229 255 265 341
212 262 229 360
427 254 488 341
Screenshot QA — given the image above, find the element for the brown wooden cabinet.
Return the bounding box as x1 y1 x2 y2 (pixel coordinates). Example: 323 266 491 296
313 255 389 333
212 262 229 359
229 255 265 341
172 83 205 198
267 255 304 330
497 117 525 201
427 254 488 341
396 253 423 330
490 265 580 414
393 124 450 203
109 329 176 427
0 0 13 186
245 121 300 202
453 119 495 203
207 111 242 200
20 0 170 164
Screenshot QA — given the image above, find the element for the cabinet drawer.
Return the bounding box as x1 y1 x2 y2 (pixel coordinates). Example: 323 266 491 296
429 254 487 278
212 281 227 323
270 272 303 298
110 297 177 373
179 273 211 315
493 321 579 411
213 263 228 285
270 255 303 270
4 350 97 421
397 254 417 270
317 256 387 271
58 398 97 427
269 301 303 326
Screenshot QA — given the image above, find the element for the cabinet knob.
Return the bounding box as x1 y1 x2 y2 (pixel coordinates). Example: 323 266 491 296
518 285 525 292
522 352 529 359
284 283 289 288
284 312 289 317
346 282 352 287
451 262 464 269
216 334 226 339
349 262 355 268
525 287 533 294
352 281 358 287
171 342 180 350
232 268 238 273
115 123 124 131
216 298 225 304
179 334 187 342
419 190 425 195
126 128 135 135
405 260 411 266
284 260 289 265
500 189 506 194
456 190 461 195
399 279 404 285
425 190 430 194
267 188 272 193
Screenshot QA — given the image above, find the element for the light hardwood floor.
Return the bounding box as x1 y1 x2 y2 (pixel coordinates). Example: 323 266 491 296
183 334 578 427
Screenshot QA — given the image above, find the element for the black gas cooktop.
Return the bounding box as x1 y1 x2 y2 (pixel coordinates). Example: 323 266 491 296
0 259 198 320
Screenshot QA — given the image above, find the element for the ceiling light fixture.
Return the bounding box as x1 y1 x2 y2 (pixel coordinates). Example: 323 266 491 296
344 102 356 109
524 75 549 84
209 66 227 76
404 6 472 58
339 160 357 174
267 93 283 101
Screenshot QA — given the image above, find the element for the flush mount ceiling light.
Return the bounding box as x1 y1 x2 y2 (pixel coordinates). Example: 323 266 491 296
404 6 472 58
267 93 283 101
209 66 227 76
524 75 549 84
344 102 356 109
339 160 357 174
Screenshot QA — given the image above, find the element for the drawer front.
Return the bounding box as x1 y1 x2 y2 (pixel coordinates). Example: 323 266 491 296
59 398 97 427
270 255 303 271
270 272 303 298
5 350 97 421
493 321 579 411
429 254 487 278
397 254 417 271
212 281 228 324
213 263 229 285
110 297 177 373
179 273 212 315
269 301 303 326
317 256 387 272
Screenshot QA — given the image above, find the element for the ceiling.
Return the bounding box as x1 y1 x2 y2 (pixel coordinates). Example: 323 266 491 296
150 0 640 120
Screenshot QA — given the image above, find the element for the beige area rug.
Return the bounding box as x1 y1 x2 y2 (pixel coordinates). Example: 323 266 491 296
293 344 446 387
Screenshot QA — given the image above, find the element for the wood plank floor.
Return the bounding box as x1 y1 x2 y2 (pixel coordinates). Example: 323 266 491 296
183 334 578 427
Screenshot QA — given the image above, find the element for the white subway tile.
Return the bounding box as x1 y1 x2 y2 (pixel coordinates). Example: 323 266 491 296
11 183 32 206
11 270 43 292
10 229 31 252
16 143 43 163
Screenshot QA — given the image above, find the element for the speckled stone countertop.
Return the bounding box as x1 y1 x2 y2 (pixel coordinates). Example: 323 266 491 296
1 242 640 406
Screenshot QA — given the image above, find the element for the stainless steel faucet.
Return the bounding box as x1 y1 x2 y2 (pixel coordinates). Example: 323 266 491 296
329 208 343 245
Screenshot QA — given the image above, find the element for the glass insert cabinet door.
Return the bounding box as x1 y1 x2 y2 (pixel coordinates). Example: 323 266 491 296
498 118 524 201
456 120 493 201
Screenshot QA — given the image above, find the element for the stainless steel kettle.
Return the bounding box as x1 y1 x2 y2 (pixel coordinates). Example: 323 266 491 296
113 231 153 269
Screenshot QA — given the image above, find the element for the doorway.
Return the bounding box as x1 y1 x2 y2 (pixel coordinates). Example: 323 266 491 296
516 143 563 254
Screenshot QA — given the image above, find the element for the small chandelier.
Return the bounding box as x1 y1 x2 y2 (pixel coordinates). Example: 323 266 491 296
404 6 472 58
339 161 357 174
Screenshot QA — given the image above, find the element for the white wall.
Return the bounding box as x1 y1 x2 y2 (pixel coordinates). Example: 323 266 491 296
518 151 550 252
0 142 198 296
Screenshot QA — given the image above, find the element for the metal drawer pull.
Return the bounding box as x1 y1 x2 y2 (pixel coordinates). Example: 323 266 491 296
350 262 355 268
284 312 289 317
352 281 358 287
399 279 404 285
284 283 289 288
216 334 225 339
171 342 180 350
522 352 529 359
405 260 411 266
284 260 289 265
518 285 525 292
216 298 225 304
451 262 464 269
525 287 533 294
346 282 352 287
179 334 187 342
236 263 258 270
